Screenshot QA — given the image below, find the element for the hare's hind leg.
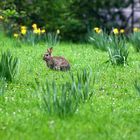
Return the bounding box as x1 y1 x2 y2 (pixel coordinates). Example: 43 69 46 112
60 65 70 71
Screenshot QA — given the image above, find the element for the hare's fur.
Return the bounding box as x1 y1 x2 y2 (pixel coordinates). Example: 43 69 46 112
43 48 70 71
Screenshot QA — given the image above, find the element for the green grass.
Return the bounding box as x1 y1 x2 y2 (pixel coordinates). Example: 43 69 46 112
0 33 140 140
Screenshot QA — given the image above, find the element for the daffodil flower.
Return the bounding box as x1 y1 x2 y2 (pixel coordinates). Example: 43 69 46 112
21 29 27 35
33 29 38 34
41 29 46 33
113 28 119 34
120 29 125 34
133 27 140 32
32 24 37 29
13 33 19 38
33 28 41 34
0 16 4 20
37 28 41 34
94 27 102 34
56 29 60 34
21 26 27 30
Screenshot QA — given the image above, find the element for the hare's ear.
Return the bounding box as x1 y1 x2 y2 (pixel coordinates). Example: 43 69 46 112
49 47 53 53
47 47 53 54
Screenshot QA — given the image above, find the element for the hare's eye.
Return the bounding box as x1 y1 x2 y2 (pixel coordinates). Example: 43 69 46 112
46 54 48 56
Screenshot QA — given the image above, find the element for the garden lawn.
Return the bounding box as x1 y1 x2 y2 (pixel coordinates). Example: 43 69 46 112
0 34 140 140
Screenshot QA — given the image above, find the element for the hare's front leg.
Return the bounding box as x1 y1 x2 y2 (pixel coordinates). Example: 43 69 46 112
54 65 61 70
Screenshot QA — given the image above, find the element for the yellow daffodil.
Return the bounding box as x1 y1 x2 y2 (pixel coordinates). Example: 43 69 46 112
113 28 119 34
133 27 140 32
33 29 38 34
94 27 99 31
21 26 26 30
32 23 37 29
37 28 41 34
33 28 41 34
13 33 19 38
21 29 27 35
120 29 125 34
56 29 60 34
94 27 102 34
96 29 102 34
41 29 46 33
0 16 4 20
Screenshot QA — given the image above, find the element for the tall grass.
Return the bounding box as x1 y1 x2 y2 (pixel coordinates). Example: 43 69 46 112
38 81 79 118
0 50 19 81
70 69 94 102
107 36 129 66
134 80 140 95
89 31 109 51
129 32 140 52
45 32 60 48
23 31 38 46
35 69 95 118
0 78 6 95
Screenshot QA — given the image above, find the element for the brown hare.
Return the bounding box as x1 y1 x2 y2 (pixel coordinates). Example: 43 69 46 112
43 47 70 71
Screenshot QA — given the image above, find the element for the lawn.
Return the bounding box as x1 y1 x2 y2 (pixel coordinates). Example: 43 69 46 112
0 33 140 140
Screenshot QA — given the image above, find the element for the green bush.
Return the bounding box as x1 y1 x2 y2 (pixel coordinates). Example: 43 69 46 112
0 0 132 41
0 51 19 82
0 9 24 36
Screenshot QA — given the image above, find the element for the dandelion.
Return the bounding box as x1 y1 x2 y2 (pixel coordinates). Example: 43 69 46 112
13 33 19 38
94 27 102 34
120 29 125 34
113 28 119 34
56 29 60 34
41 29 46 33
133 27 140 32
32 23 37 29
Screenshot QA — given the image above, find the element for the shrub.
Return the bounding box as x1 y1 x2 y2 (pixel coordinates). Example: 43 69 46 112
0 9 24 36
0 51 19 81
107 36 129 66
129 32 140 52
0 1 132 42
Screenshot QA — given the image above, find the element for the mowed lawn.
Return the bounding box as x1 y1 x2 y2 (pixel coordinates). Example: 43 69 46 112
0 34 140 140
